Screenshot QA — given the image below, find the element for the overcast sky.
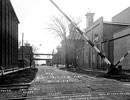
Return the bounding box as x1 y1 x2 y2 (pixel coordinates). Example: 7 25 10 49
10 0 130 54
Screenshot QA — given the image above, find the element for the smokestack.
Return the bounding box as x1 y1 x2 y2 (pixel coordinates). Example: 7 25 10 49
85 12 95 28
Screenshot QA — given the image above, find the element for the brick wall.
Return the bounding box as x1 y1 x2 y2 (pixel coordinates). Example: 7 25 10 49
84 17 103 70
76 40 85 68
113 26 130 69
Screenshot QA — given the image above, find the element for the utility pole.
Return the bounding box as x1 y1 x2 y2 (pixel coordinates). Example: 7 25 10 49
22 33 24 67
30 46 32 68
52 49 55 66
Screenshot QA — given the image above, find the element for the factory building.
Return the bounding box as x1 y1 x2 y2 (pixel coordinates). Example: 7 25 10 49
0 0 19 70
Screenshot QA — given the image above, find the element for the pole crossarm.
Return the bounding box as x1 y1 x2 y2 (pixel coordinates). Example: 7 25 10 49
33 58 52 60
49 0 112 67
33 54 53 55
19 53 53 56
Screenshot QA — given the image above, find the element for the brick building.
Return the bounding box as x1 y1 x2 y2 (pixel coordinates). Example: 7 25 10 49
111 6 130 69
85 16 129 71
59 23 85 68
81 7 130 71
61 39 84 67
74 9 130 71
52 46 62 65
0 0 19 69
18 43 33 67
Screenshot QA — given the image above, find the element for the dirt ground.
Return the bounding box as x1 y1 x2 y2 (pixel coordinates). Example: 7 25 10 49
64 67 130 82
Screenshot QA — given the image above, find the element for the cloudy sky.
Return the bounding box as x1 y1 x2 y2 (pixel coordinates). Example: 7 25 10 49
10 0 130 54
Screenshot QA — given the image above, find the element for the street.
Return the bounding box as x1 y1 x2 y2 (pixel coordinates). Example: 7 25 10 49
25 66 130 100
0 66 130 100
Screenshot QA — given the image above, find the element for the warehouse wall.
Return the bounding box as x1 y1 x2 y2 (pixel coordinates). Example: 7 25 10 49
0 0 19 69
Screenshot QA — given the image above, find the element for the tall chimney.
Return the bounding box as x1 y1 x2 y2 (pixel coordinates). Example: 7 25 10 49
85 12 95 28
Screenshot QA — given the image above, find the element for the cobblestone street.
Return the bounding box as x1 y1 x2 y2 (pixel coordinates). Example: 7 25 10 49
0 66 130 99
24 66 130 100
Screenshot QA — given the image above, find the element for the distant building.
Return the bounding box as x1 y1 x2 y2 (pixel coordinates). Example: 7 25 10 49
61 23 85 68
61 39 76 66
19 45 33 61
18 44 33 67
46 60 52 66
52 46 62 65
0 0 19 69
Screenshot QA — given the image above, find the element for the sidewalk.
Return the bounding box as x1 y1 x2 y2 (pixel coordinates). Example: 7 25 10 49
0 68 38 85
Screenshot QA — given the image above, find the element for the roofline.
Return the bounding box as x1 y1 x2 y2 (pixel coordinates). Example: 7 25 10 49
9 0 20 23
112 6 130 19
103 21 130 26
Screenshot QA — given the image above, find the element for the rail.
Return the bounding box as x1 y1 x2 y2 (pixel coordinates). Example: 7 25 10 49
0 66 30 76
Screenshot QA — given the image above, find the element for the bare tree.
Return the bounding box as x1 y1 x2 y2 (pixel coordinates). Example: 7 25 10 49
32 45 38 54
69 16 82 39
47 15 69 69
47 16 68 39
70 16 82 26
47 15 82 40
68 17 82 69
47 15 82 69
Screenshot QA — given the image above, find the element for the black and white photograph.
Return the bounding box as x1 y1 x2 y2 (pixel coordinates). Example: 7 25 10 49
1 0 130 99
